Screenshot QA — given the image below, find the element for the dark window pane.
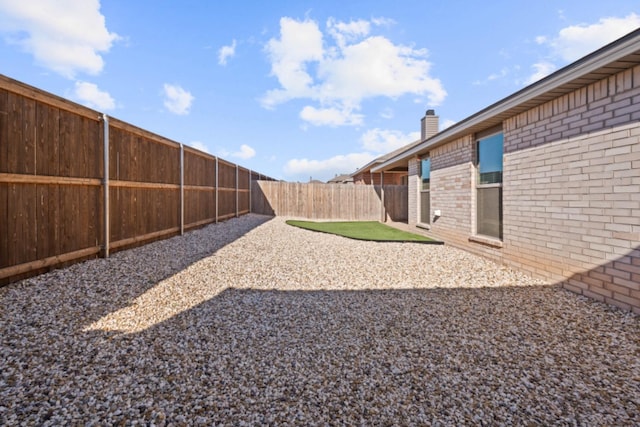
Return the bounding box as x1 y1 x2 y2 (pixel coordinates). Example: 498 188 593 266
421 158 430 190
477 133 503 184
477 187 502 238
420 191 430 224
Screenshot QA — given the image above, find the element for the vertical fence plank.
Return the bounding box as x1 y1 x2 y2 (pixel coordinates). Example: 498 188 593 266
0 182 7 268
7 92 22 174
0 89 8 174
215 156 219 223
36 184 49 260
235 164 239 218
0 90 8 268
180 144 184 235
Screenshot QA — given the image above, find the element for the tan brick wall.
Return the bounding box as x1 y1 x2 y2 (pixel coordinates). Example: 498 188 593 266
424 135 504 261
504 122 640 312
504 66 640 153
431 135 474 169
403 64 640 312
354 171 406 185
353 172 407 185
502 65 640 312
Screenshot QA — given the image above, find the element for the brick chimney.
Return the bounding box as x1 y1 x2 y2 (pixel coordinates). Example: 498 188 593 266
421 109 439 141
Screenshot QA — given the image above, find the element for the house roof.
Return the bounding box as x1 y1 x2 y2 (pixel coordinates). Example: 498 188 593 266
372 27 640 172
327 174 354 184
351 138 422 177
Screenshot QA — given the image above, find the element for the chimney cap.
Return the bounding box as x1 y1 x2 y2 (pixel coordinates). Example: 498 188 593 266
425 109 435 116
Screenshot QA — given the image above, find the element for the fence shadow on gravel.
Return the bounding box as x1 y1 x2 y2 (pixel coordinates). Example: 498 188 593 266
2 281 638 424
1 215 273 337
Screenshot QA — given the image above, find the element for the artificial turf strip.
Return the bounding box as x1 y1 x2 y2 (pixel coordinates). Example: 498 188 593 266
286 220 442 244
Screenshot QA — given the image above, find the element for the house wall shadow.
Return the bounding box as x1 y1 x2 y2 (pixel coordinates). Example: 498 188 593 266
560 244 640 314
251 181 276 216
374 184 409 222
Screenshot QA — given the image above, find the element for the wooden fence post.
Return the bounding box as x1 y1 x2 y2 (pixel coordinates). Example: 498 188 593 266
102 113 110 258
235 164 239 218
215 157 219 223
380 172 385 222
180 144 184 235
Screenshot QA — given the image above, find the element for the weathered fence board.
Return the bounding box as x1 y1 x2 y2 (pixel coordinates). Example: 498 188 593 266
251 181 408 221
0 74 273 284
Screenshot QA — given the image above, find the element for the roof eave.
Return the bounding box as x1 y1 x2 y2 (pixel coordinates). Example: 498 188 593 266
372 28 640 173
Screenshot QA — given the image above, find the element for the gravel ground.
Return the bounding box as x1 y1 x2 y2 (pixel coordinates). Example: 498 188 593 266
1 214 639 426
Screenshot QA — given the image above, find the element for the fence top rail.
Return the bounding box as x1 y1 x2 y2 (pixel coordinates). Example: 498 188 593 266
0 74 102 121
108 117 183 150
218 158 239 168
183 144 217 160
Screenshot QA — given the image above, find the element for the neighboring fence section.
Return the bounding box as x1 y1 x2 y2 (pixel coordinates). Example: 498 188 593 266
0 74 272 284
252 181 408 222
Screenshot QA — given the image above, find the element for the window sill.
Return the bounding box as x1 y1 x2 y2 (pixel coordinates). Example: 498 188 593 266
476 183 502 189
469 234 503 248
416 223 431 231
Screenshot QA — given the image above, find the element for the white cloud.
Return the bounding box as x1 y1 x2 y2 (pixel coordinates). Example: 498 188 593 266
360 128 419 153
370 17 395 27
216 144 255 160
524 14 640 86
189 141 209 153
261 16 446 126
299 105 364 127
163 84 194 115
218 39 237 65
0 0 119 78
318 36 445 104
379 108 394 119
544 13 640 62
535 36 548 45
440 119 456 130
283 126 420 181
284 152 376 178
523 61 557 85
261 17 323 109
327 17 371 48
473 67 510 85
73 81 115 110
232 144 256 159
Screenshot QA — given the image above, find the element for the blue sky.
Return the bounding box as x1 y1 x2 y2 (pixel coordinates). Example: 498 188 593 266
1 1 639 182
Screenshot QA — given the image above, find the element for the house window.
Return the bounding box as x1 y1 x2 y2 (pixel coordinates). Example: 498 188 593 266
420 157 431 224
476 132 503 239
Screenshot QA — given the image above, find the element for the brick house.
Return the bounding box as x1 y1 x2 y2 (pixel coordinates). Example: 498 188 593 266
327 174 354 184
351 136 426 185
370 29 640 313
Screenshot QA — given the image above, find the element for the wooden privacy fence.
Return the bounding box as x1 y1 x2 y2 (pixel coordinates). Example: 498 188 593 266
0 74 272 284
252 181 408 221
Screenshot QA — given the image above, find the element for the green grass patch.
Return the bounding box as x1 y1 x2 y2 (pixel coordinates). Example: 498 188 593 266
286 220 441 243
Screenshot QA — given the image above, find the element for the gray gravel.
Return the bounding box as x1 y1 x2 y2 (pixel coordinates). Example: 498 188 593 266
1 214 639 426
